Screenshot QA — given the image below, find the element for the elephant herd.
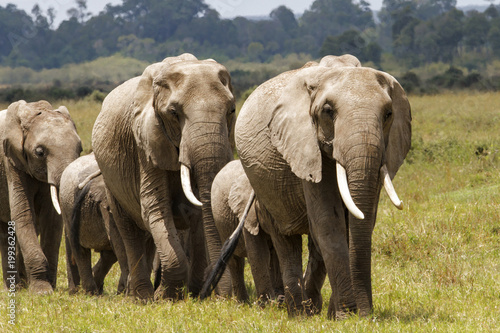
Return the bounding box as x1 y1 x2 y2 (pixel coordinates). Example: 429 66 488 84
0 53 411 320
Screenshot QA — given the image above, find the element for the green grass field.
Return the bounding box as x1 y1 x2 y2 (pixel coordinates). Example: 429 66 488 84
1 92 499 332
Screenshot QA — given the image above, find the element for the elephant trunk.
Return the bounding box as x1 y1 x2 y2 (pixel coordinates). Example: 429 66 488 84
185 124 233 294
48 157 79 215
334 123 383 316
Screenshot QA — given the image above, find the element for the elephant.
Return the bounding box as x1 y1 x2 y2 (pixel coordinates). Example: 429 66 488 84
59 153 128 295
0 100 82 294
92 53 235 300
231 54 412 318
211 159 283 303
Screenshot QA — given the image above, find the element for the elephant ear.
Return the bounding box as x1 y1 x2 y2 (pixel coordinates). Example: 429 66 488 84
228 173 259 235
132 63 180 171
385 74 412 178
269 68 323 183
2 100 39 171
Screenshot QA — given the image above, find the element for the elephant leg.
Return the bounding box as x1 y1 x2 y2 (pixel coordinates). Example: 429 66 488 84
0 222 20 289
187 216 206 297
64 234 80 294
139 167 189 301
269 247 284 297
38 199 64 289
153 225 189 301
93 250 117 294
6 168 50 293
243 228 274 304
227 254 248 302
104 210 129 294
303 177 356 320
15 246 27 288
303 235 326 315
152 251 161 291
270 231 306 317
76 247 98 294
0 222 9 287
108 193 153 300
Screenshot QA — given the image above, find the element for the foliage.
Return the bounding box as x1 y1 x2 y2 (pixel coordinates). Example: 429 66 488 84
1 92 499 331
2 0 498 72
320 29 382 64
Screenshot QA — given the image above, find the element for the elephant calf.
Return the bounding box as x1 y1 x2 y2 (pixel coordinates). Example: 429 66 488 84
211 160 283 303
60 153 128 295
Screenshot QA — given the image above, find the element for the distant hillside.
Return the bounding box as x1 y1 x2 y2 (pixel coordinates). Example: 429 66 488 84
459 5 488 13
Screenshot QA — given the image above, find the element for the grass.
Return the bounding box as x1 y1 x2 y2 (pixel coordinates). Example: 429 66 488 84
1 91 500 331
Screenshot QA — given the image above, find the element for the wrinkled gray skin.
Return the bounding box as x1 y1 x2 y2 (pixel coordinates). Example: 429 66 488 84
235 55 412 318
92 54 235 300
211 160 283 303
60 153 128 295
0 100 82 294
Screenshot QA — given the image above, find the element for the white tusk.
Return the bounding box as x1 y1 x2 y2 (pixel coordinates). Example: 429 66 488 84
50 185 62 215
180 164 202 207
336 162 364 220
380 165 403 210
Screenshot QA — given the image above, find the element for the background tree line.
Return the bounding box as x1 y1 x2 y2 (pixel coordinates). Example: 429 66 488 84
0 0 499 99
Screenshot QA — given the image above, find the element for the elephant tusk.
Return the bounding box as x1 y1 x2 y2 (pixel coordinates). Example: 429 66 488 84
50 185 62 215
336 162 365 220
180 164 203 207
380 164 403 210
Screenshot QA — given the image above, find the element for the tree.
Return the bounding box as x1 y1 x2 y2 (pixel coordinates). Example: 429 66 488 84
463 11 490 51
320 29 381 64
300 0 374 49
412 8 464 63
109 0 208 42
391 5 420 64
320 30 366 58
270 6 298 38
488 16 500 53
247 42 264 61
67 0 91 23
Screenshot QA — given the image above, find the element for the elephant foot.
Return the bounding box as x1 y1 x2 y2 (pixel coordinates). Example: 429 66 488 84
154 284 186 301
327 302 359 320
68 286 79 295
84 285 100 296
301 298 317 316
131 283 154 301
29 280 53 295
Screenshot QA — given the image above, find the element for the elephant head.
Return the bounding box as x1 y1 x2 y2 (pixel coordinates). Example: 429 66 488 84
133 55 234 194
267 56 411 314
3 100 82 212
269 59 411 216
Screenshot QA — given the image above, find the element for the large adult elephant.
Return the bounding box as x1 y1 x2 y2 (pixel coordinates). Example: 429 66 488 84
234 55 412 318
92 53 235 300
0 100 82 294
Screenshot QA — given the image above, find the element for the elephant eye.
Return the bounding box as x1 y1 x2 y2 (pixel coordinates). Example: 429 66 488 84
322 104 336 119
168 105 178 117
384 109 393 122
34 146 45 158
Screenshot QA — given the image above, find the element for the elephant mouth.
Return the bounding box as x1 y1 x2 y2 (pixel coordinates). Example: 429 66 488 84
336 162 403 220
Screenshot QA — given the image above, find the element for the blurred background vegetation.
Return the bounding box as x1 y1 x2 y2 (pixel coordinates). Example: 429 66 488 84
0 0 499 102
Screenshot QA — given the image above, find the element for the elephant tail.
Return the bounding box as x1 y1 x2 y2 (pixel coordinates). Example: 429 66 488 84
70 179 93 256
200 190 255 300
